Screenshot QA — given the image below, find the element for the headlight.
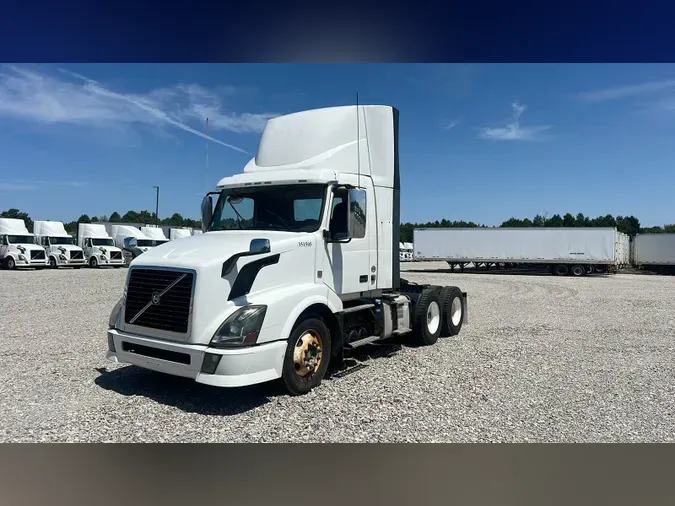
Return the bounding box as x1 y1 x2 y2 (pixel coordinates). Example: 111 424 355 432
210 305 267 347
101 256 108 262
18 254 26 260
59 254 67 260
108 297 124 329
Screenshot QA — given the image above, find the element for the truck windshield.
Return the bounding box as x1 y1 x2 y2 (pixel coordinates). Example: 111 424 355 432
7 235 34 244
136 239 154 247
209 184 327 233
153 240 169 246
50 237 75 245
92 238 114 246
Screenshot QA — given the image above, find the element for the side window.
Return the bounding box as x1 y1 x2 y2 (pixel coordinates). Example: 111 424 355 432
329 192 348 239
348 189 367 239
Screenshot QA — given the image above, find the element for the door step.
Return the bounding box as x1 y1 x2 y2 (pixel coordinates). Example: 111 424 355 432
341 303 375 314
344 334 382 350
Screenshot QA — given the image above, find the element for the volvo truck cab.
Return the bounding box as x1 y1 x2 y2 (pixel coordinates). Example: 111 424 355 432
0 218 48 270
170 228 192 240
78 223 125 268
107 105 468 395
141 226 169 246
34 220 86 268
112 225 154 266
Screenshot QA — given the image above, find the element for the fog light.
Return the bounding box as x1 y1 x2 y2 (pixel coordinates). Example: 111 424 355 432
107 334 116 353
201 353 222 374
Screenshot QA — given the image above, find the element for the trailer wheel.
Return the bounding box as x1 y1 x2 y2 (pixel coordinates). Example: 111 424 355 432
412 288 443 346
439 286 464 337
553 264 568 276
570 265 586 277
89 256 99 268
281 317 332 396
4 256 16 270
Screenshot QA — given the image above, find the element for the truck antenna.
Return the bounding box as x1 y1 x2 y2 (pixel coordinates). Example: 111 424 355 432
205 117 210 193
356 92 361 189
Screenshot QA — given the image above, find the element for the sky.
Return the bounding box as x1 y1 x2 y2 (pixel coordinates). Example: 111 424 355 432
0 63 674 227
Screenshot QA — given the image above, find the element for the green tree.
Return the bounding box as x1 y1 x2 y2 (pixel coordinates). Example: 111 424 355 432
533 214 545 227
109 212 122 222
546 214 564 227
563 213 575 227
77 214 91 223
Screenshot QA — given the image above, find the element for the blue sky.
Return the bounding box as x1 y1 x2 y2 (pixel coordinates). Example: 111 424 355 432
1 63 674 227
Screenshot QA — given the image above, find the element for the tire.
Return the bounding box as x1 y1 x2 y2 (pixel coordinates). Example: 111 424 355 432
553 264 568 276
4 256 16 270
439 286 464 337
49 256 57 269
89 256 99 268
570 265 586 277
281 317 332 396
412 288 443 346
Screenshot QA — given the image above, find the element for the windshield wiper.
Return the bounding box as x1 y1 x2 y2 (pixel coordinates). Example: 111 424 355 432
263 208 292 231
228 200 244 230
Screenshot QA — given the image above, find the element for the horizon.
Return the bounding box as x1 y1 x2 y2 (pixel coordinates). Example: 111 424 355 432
1 63 674 228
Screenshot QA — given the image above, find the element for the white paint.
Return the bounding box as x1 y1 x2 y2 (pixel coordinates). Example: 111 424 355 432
0 218 49 269
34 220 86 268
633 233 675 266
77 223 125 267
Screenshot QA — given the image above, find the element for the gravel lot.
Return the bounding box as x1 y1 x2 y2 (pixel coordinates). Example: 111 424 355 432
1 262 674 442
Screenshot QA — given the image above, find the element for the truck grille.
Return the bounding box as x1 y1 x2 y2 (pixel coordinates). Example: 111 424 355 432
31 250 45 260
124 268 194 334
111 251 122 261
70 250 84 260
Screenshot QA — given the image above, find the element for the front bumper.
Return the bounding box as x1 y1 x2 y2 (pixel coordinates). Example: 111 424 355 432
98 256 125 267
106 329 286 388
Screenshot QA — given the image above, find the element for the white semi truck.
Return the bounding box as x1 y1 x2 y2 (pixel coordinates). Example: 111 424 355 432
631 233 675 275
78 223 125 268
0 218 49 270
414 227 630 276
34 220 86 268
112 225 154 266
106 105 468 396
169 228 192 240
140 226 169 246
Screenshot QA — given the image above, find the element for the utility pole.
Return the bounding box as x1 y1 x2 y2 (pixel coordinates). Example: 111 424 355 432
153 186 160 226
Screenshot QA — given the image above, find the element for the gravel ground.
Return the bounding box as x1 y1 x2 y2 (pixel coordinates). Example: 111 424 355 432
1 262 675 442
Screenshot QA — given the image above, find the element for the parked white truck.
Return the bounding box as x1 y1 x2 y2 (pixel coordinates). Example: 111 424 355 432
414 227 630 276
34 220 86 268
631 233 675 275
112 225 154 266
141 226 169 246
78 223 125 268
0 218 48 270
106 105 468 395
169 228 192 240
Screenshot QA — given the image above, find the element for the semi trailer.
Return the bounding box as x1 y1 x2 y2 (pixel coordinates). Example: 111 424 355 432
631 233 675 275
0 218 48 270
106 104 469 396
34 220 86 268
78 223 125 268
414 227 630 276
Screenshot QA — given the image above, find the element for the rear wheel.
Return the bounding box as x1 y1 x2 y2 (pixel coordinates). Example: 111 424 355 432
570 265 586 277
412 288 443 346
439 286 464 337
281 317 331 396
553 264 568 276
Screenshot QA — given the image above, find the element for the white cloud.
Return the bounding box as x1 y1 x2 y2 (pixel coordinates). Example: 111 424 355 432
444 120 459 130
0 66 279 153
0 182 39 191
577 79 675 102
479 102 552 141
0 180 87 191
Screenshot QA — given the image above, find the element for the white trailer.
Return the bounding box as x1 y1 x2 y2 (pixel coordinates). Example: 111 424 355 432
77 223 125 268
169 228 192 240
106 104 469 396
0 218 48 270
141 226 169 246
414 227 630 276
34 221 86 268
112 225 154 266
632 233 675 275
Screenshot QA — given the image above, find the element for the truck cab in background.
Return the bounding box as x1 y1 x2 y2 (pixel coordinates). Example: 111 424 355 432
34 220 86 269
141 226 169 246
78 223 125 268
112 225 154 266
107 105 468 396
0 218 49 270
169 228 192 240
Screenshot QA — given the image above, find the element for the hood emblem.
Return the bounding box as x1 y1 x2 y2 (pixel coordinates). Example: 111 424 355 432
151 292 161 305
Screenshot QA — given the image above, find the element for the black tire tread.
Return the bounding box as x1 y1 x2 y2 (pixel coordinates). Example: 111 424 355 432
439 286 464 337
412 288 442 346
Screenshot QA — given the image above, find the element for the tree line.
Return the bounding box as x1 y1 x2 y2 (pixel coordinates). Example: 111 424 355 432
0 208 202 236
2 208 673 243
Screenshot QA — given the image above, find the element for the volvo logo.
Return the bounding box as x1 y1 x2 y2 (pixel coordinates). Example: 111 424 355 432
151 292 161 305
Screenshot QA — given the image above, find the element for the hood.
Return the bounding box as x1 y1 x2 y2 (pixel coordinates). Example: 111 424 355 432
94 244 121 252
131 230 309 272
50 244 82 252
12 243 43 251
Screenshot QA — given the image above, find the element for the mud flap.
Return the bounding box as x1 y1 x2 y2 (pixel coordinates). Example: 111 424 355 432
462 292 468 324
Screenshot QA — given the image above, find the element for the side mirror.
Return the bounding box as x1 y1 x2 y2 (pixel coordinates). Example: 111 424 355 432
250 238 271 254
347 188 367 239
201 195 213 232
124 237 137 249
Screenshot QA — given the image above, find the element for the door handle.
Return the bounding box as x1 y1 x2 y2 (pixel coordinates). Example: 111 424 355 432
359 275 368 283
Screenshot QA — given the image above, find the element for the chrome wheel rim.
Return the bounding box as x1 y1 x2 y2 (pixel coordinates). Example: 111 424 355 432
426 301 441 334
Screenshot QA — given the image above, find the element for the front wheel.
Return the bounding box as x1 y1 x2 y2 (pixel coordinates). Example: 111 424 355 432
412 288 443 346
281 317 332 396
4 256 16 270
89 256 99 268
49 257 57 268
